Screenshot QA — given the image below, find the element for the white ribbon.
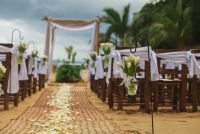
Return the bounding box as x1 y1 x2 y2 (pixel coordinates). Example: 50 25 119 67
106 50 124 84
32 58 39 79
38 59 48 75
18 55 28 80
28 55 33 75
94 56 104 80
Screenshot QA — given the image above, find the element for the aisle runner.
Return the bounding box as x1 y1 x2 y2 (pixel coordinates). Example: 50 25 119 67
0 84 121 134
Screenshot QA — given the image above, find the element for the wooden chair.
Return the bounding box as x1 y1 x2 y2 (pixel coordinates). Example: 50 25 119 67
0 52 11 110
107 54 151 113
155 49 199 112
26 56 33 96
0 43 19 107
152 62 188 112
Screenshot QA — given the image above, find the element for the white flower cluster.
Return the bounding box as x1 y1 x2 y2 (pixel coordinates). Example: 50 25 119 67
31 48 38 58
117 54 140 76
124 54 140 68
100 42 113 55
100 42 113 49
0 63 6 80
18 42 28 54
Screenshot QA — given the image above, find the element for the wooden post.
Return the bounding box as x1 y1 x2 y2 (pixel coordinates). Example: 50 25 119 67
152 81 158 112
33 78 37 93
14 92 19 106
28 75 32 96
21 80 27 100
42 75 45 88
192 75 198 112
144 61 150 113
117 79 123 110
101 77 106 102
39 74 43 91
108 79 114 109
180 64 187 112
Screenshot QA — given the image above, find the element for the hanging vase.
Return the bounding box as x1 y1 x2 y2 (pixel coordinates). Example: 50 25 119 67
17 53 24 64
124 76 138 103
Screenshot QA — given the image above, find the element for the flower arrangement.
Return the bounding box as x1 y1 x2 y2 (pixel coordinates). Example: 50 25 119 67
117 54 140 96
18 42 28 64
0 63 7 95
90 51 97 68
100 42 113 69
90 51 97 61
0 63 6 80
100 42 113 55
31 48 38 65
42 55 48 66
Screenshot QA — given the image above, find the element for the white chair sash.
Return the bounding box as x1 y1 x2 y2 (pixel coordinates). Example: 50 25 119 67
38 59 48 75
94 56 104 80
18 55 28 81
32 58 39 79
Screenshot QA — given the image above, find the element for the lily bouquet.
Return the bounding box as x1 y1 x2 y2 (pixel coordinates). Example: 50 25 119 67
117 54 140 95
90 51 97 68
18 42 28 64
42 55 48 66
100 42 113 55
100 42 113 69
31 49 38 65
0 63 6 95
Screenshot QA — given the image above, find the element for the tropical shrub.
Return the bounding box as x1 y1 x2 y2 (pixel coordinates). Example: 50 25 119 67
56 64 81 82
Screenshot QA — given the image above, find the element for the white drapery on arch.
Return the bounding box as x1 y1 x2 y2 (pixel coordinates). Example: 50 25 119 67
43 16 100 79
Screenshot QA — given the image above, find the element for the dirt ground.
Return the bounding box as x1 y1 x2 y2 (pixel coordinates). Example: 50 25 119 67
0 70 200 134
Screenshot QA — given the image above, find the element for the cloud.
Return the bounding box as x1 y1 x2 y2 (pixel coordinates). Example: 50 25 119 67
0 0 149 60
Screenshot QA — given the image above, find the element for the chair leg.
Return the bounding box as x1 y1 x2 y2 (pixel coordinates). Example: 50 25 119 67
28 75 32 96
33 78 37 94
173 86 178 110
14 92 19 107
192 75 198 112
117 86 123 110
4 92 9 110
39 75 42 91
153 82 158 112
108 80 113 109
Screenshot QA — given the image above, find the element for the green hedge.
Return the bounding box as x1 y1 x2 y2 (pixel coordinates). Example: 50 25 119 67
56 64 81 82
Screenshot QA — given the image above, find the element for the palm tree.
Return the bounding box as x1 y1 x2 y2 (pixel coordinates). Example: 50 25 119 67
102 4 131 46
65 45 73 60
99 32 116 45
147 0 192 48
129 3 157 46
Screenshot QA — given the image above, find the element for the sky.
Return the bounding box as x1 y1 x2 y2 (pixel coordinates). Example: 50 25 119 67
0 0 149 61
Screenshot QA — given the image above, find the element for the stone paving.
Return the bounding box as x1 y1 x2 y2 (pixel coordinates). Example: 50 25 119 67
0 84 122 134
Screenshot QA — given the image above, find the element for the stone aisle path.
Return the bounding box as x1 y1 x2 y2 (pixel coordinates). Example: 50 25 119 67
0 84 122 134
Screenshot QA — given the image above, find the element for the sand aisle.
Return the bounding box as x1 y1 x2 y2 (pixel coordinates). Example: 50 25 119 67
0 84 121 134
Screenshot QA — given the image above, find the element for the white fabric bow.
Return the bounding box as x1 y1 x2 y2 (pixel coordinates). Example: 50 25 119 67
38 58 48 75
94 56 104 80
